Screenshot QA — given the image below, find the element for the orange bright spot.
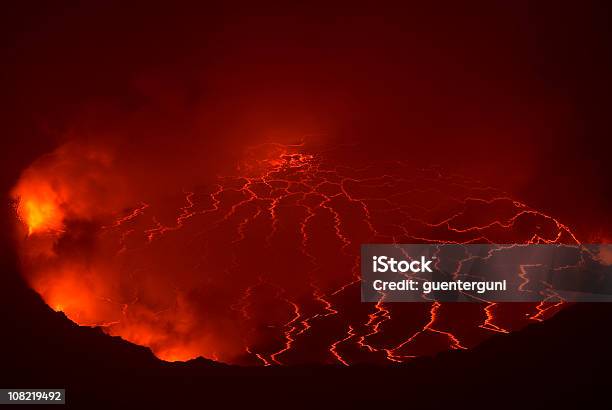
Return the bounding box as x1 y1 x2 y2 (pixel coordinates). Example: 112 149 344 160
13 180 64 236
18 199 60 235
155 349 196 362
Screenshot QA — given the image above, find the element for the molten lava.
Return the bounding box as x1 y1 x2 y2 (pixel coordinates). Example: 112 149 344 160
11 142 578 365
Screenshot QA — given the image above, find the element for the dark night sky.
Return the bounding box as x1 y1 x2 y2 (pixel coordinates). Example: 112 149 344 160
2 1 611 236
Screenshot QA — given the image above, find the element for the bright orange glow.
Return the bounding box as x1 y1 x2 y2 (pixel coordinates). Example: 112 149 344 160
14 184 64 235
33 265 122 327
